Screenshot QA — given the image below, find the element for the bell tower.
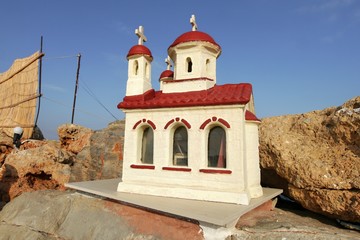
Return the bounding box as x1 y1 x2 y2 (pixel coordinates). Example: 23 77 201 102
165 15 222 93
126 26 153 96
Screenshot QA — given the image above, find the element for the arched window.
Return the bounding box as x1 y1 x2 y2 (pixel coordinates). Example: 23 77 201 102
145 62 149 77
141 127 153 164
186 57 193 73
173 126 188 166
208 126 226 168
206 59 210 72
133 60 139 76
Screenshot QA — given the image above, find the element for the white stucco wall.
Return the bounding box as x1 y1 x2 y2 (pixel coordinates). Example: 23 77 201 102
245 121 263 198
126 56 152 96
117 104 262 204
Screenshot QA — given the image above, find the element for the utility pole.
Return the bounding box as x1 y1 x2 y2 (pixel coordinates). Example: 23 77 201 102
71 53 81 124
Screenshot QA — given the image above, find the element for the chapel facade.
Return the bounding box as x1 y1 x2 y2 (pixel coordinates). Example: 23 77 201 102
117 15 263 205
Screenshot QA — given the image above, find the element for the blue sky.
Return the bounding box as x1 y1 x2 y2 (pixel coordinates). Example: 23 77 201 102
1 1 359 139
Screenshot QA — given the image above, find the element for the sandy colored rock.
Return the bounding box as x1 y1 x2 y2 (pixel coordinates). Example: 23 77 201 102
260 96 360 222
0 121 124 208
0 190 203 240
70 120 124 182
0 130 13 165
0 143 74 203
0 190 358 240
58 123 93 154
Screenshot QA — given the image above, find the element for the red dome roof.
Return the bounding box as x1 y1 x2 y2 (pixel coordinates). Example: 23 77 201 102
127 45 152 59
169 31 221 49
159 70 174 80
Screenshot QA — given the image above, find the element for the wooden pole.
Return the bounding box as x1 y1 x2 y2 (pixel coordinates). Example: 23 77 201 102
71 53 81 124
34 36 43 127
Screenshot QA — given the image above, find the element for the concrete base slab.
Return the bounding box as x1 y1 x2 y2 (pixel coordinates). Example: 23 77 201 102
65 179 282 227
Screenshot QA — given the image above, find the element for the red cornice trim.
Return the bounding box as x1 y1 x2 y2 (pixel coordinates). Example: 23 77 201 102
199 169 232 174
130 164 155 170
163 77 214 83
162 167 191 172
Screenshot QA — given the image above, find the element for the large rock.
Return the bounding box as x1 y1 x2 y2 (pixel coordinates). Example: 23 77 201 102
0 190 203 240
0 190 358 239
69 120 124 182
0 131 13 165
260 96 360 222
0 142 74 207
58 124 93 154
0 121 125 208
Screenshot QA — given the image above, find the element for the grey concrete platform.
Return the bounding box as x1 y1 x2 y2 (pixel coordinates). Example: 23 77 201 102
65 179 282 227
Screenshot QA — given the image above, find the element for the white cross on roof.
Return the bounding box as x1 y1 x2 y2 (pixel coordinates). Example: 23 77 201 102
190 14 198 31
135 26 147 45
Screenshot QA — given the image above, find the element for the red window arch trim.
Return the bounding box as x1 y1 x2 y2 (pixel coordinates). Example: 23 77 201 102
133 119 157 130
164 117 191 129
199 117 230 129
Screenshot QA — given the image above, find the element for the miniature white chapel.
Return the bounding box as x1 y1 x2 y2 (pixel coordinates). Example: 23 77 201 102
117 15 263 205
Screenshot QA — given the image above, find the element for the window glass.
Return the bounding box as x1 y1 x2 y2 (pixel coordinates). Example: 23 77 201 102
173 126 188 166
145 62 149 77
208 126 226 168
141 127 153 164
134 60 139 75
186 57 192 73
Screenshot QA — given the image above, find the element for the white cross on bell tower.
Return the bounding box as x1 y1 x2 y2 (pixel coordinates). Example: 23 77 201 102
165 56 172 70
135 26 147 45
190 14 198 31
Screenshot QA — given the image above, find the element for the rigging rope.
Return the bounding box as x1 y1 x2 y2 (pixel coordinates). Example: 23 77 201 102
43 55 79 60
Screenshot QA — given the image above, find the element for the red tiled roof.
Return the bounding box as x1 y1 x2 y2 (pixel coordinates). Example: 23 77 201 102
118 83 253 109
245 110 261 122
127 45 152 59
168 31 221 50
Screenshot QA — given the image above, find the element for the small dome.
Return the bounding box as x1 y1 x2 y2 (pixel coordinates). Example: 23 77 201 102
127 45 153 59
168 31 221 49
159 70 174 80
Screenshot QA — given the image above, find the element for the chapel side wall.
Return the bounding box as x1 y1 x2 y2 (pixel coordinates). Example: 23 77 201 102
244 121 263 198
120 106 247 192
120 114 139 182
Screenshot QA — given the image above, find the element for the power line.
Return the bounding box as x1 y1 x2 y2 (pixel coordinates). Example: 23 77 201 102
80 80 119 120
42 96 111 121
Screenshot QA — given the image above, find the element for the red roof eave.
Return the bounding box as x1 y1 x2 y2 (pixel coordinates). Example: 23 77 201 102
118 83 253 110
245 110 261 122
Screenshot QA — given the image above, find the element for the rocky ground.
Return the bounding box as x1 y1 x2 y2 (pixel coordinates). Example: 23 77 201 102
0 96 358 239
0 190 358 239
